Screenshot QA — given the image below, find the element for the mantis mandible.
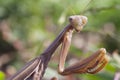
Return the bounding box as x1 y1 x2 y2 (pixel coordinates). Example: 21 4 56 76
8 15 108 80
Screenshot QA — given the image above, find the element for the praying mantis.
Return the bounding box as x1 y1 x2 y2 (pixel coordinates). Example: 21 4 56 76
8 15 108 80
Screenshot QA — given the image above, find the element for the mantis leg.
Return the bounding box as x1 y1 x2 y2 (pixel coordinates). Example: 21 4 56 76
58 29 73 74
87 57 108 74
58 46 108 75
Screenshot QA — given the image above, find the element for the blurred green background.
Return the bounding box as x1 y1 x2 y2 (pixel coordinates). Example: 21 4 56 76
0 0 120 80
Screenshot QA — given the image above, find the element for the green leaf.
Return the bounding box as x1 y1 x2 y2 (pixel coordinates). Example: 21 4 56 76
0 71 5 80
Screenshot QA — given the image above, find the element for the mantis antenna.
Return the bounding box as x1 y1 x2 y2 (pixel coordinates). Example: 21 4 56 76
66 0 93 15
80 0 94 14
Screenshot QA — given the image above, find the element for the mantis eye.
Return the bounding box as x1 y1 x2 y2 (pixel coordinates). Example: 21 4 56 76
81 16 88 25
69 17 73 22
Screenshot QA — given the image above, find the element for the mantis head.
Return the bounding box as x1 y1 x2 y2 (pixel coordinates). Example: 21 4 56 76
69 15 88 32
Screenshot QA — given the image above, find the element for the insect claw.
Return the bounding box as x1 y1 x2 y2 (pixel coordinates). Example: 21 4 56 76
59 48 108 75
